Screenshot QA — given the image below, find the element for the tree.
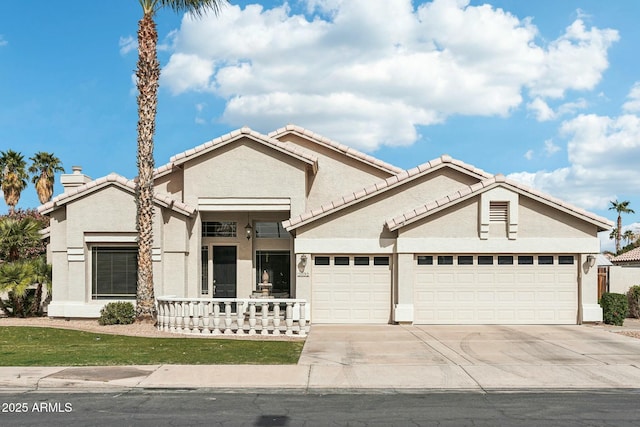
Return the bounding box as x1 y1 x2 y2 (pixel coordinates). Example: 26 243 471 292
623 229 636 246
28 152 65 204
0 217 41 262
0 261 33 317
0 150 28 215
134 0 227 322
609 200 635 253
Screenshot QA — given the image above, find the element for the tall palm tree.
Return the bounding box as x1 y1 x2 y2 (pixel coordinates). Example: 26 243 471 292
0 150 28 215
609 200 635 253
135 0 227 322
28 152 65 204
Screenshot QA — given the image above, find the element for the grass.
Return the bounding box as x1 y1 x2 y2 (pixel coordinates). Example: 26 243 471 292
0 327 304 366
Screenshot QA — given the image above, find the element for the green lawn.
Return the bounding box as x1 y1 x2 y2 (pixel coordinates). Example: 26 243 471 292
0 327 304 366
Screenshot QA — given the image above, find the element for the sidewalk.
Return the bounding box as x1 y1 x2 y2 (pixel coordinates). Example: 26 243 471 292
3 320 640 392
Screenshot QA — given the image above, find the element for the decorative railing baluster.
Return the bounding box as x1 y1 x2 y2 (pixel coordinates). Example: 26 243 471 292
155 297 307 336
261 302 269 335
212 302 221 334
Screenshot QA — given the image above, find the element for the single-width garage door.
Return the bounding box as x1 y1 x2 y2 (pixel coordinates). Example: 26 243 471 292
312 255 391 324
414 255 578 324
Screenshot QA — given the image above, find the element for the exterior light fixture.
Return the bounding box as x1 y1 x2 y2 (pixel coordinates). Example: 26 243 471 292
587 254 596 268
244 223 252 240
298 254 308 273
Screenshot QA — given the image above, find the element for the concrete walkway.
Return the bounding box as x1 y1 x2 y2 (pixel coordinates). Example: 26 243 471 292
2 323 640 392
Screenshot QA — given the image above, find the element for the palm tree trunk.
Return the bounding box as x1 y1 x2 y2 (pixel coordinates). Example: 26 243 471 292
617 214 622 253
135 13 159 322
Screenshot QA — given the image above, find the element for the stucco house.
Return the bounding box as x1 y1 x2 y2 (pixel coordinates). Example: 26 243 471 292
40 125 612 325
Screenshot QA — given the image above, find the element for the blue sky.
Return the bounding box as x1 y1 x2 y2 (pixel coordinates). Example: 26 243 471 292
1 0 639 251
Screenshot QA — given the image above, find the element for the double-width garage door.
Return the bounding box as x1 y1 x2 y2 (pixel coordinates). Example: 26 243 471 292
414 255 578 324
312 255 391 323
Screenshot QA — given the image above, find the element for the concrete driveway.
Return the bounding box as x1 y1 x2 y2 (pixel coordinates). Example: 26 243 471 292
299 324 640 389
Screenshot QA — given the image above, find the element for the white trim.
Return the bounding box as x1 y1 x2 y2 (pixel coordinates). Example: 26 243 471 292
294 238 396 254
67 247 84 262
396 237 600 253
84 234 137 243
152 247 162 262
199 197 290 212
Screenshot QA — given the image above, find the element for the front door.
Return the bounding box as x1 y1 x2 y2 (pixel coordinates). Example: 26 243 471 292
213 246 237 298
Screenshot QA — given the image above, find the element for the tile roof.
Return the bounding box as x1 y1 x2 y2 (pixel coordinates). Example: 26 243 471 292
154 126 318 179
283 155 492 230
385 174 613 231
38 173 196 217
268 124 404 175
612 246 640 263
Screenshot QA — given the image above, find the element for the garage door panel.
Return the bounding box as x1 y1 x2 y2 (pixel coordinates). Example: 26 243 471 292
312 256 391 324
414 255 577 324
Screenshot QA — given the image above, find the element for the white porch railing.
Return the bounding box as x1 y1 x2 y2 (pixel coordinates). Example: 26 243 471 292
156 297 308 337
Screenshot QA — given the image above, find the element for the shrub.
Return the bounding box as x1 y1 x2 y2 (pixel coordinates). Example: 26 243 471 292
628 286 640 319
98 302 135 326
600 292 629 326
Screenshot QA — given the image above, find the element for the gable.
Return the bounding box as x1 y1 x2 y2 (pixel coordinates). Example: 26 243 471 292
386 175 612 239
181 137 311 215
285 155 490 231
293 166 483 239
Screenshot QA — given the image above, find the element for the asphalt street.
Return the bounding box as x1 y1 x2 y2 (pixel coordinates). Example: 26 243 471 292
2 390 640 426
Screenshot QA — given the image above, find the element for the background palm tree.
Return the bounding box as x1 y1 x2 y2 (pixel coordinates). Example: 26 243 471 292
28 152 65 204
609 200 635 253
135 0 227 322
622 229 636 247
0 150 28 215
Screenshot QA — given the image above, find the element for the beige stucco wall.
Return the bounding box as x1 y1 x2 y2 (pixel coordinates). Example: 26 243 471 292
609 265 640 294
154 168 184 200
518 197 596 238
296 168 479 241
276 133 394 209
181 138 308 216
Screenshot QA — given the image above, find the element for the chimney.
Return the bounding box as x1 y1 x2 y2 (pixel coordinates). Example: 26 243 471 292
60 166 92 191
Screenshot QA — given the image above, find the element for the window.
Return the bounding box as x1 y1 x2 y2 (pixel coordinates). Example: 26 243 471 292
538 255 554 265
201 246 209 294
334 256 349 266
374 256 390 266
498 255 514 265
202 221 236 237
478 256 493 265
255 222 291 239
256 251 290 294
458 256 473 265
438 256 453 265
518 256 534 265
92 247 137 299
314 256 330 266
354 256 370 266
417 255 433 265
559 255 575 265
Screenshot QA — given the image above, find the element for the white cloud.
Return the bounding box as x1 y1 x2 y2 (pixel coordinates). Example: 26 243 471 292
528 98 556 121
524 149 534 160
508 110 640 211
543 139 560 156
119 36 137 55
623 82 640 113
0 35 7 47
161 0 618 150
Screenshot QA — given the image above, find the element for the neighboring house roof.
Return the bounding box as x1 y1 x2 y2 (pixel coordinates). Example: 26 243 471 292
38 173 196 217
385 174 613 232
269 124 404 175
283 155 492 230
596 253 613 266
612 246 640 263
154 126 319 179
